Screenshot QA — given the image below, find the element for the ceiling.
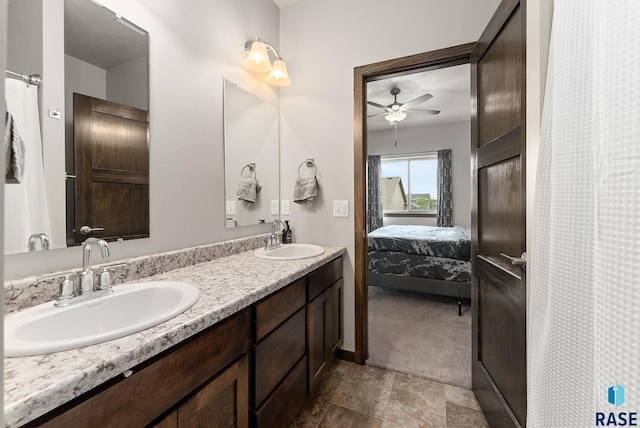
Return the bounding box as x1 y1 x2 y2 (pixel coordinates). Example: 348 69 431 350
366 63 471 131
64 0 148 70
273 0 304 7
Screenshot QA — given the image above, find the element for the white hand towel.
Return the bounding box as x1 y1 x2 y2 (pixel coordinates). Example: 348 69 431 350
4 111 25 183
236 177 261 203
293 175 319 203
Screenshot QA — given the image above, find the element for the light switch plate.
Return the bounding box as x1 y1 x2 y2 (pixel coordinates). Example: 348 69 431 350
333 200 349 217
226 201 236 215
271 200 279 215
281 200 290 216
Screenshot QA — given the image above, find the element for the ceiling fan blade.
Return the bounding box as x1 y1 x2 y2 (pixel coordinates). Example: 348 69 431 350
367 112 386 118
367 100 391 111
401 93 433 109
409 108 441 115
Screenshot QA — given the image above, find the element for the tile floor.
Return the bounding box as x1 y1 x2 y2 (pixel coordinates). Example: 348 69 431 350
291 360 488 428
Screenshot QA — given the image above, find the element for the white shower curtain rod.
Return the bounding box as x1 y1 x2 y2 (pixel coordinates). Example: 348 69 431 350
4 70 42 87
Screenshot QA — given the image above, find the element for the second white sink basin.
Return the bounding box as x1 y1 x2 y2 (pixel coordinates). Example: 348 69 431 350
255 243 325 260
4 281 200 357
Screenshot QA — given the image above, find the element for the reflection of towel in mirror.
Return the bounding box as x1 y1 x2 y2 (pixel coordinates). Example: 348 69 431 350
4 112 26 183
236 177 261 203
293 175 319 204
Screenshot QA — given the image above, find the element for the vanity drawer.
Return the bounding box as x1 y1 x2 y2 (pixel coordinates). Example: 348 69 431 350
254 307 306 406
255 356 307 428
308 256 343 301
31 310 250 428
254 277 306 342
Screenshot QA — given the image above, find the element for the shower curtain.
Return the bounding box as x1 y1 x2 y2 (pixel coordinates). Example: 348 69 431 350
529 1 640 425
4 78 51 254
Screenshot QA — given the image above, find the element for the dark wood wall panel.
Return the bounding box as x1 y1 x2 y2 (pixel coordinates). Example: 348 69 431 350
477 6 523 147
478 278 526 425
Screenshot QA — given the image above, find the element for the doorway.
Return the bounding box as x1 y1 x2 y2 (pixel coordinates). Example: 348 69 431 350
364 63 473 387
353 43 475 366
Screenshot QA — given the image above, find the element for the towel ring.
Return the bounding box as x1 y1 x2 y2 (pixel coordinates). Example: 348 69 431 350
297 159 317 176
241 163 256 177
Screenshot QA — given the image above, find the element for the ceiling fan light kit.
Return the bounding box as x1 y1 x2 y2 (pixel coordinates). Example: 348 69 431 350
385 111 407 123
368 87 440 123
244 39 291 86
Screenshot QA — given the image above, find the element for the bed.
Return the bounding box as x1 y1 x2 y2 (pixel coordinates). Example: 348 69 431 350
367 225 471 314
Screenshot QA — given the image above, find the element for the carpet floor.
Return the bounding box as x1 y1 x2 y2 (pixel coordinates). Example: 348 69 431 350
367 285 472 389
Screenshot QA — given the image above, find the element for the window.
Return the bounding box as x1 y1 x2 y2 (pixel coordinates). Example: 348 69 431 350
381 154 437 215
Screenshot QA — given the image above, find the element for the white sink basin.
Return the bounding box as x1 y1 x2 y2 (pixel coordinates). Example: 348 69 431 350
254 243 325 260
4 281 200 357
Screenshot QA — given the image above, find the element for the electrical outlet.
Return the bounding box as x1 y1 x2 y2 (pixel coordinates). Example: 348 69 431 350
226 201 236 215
333 200 349 217
281 200 290 216
271 200 279 215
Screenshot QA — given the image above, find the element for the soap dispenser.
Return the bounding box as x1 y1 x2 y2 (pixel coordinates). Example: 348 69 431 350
283 221 293 244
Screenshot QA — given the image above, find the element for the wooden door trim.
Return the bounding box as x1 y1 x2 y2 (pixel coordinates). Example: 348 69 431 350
353 43 475 364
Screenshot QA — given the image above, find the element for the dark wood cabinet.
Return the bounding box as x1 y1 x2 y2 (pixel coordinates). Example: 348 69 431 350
25 256 344 428
151 356 248 428
327 278 344 358
177 355 249 427
29 311 250 428
252 280 307 427
306 258 344 392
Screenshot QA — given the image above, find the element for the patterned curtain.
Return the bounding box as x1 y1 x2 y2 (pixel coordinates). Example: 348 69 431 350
367 155 384 231
437 149 453 227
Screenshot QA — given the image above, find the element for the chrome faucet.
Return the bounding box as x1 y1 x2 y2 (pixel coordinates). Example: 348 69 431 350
28 233 50 251
80 238 110 294
266 219 286 249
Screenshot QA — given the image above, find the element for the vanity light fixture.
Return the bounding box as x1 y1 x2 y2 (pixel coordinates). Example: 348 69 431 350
244 39 291 87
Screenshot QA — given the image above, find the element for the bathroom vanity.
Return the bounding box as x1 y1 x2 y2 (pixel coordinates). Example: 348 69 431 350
4 244 345 428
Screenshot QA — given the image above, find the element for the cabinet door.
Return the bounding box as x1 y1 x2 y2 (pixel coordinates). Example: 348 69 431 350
307 290 328 391
149 410 178 428
178 355 249 428
327 278 344 358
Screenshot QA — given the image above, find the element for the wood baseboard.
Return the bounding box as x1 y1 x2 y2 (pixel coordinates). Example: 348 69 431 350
336 349 356 363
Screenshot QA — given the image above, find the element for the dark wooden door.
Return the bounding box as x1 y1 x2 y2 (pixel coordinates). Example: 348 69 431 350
73 93 149 244
471 1 526 426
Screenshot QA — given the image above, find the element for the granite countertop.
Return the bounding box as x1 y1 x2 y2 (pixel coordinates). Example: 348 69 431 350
3 245 346 427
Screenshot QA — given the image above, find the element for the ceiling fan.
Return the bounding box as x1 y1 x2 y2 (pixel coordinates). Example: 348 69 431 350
367 87 441 124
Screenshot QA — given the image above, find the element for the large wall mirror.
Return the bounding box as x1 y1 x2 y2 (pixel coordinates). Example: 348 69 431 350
223 79 279 228
5 0 149 255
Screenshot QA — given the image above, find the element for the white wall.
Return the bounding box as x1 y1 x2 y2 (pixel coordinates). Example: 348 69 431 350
368 120 471 227
64 53 107 169
279 0 500 352
107 55 148 110
40 0 66 250
5 0 280 279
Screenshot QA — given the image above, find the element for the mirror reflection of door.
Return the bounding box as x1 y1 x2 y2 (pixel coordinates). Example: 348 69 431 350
73 93 149 244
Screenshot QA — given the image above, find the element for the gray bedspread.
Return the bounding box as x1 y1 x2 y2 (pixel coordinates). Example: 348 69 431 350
367 225 471 260
368 250 471 282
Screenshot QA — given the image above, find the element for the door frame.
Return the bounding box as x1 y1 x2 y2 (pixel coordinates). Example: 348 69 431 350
353 43 476 364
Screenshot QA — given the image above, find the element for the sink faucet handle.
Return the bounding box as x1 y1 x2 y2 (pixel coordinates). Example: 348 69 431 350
37 271 76 305
97 263 127 291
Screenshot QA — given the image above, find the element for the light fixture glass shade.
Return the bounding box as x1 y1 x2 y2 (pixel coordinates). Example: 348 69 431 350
265 59 291 86
244 41 272 72
385 111 407 123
